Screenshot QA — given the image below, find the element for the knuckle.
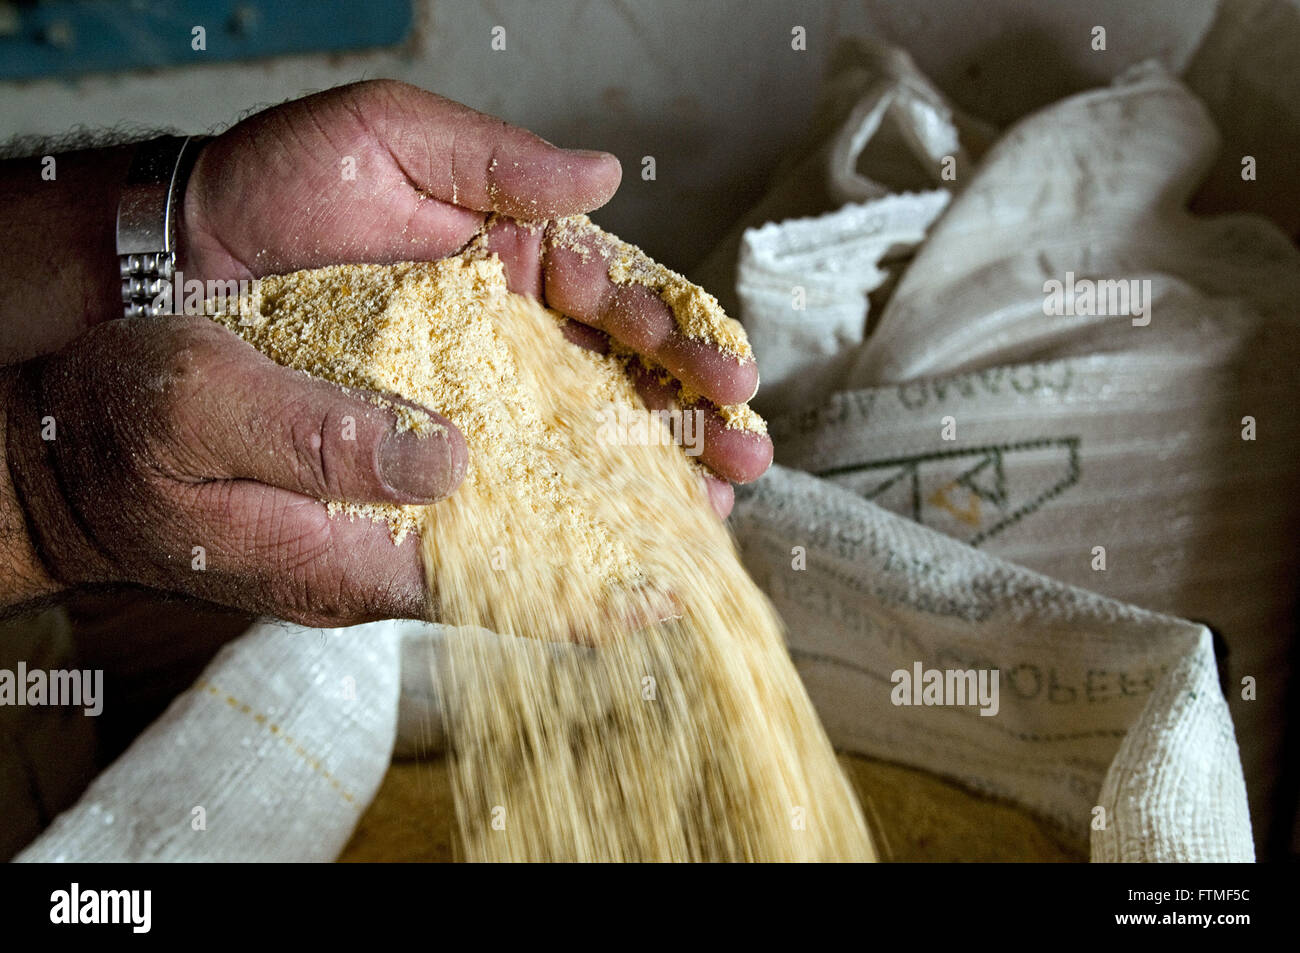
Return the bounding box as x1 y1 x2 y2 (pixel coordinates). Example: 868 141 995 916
353 77 403 98
346 78 411 118
155 321 236 389
286 406 334 496
294 402 387 500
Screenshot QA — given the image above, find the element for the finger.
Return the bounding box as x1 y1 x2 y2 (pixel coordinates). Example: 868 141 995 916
355 81 622 219
693 405 774 485
160 321 467 504
423 211 762 412
541 231 760 406
179 480 426 626
538 318 756 512
703 474 735 519
558 315 613 353
476 215 547 298
627 360 773 484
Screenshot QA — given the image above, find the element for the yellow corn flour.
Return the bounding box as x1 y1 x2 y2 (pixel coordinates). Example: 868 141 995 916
214 245 874 862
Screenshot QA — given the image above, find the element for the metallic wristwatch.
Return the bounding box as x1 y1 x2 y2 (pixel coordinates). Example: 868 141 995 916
115 135 208 318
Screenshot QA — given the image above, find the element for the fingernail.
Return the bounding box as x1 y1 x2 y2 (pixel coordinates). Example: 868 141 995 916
379 427 464 502
569 148 615 160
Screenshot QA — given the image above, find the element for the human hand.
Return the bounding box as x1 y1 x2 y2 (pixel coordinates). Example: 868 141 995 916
181 80 771 514
3 317 460 626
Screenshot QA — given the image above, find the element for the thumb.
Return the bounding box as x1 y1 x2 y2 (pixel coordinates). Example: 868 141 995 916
167 321 468 503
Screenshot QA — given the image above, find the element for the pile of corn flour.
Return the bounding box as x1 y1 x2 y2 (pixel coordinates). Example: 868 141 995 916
212 226 874 861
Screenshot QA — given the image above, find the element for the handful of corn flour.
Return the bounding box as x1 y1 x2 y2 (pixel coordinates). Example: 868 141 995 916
211 228 874 862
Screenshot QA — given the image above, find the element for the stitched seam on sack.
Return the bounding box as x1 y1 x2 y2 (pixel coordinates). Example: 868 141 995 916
196 679 356 804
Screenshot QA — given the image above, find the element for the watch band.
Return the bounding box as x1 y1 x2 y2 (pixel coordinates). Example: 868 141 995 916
116 135 208 318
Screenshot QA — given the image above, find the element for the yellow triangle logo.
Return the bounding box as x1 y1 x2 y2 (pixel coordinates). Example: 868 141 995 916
927 482 982 527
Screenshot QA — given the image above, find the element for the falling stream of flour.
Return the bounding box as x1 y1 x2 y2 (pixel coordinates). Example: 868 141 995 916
215 234 874 861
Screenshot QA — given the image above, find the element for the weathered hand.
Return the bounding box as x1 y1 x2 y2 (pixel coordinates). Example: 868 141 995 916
181 80 772 514
5 317 459 626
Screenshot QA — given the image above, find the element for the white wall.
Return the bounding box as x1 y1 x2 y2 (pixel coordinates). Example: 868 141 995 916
0 0 1217 269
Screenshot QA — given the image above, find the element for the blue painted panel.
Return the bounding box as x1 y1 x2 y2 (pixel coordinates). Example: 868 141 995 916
0 0 413 80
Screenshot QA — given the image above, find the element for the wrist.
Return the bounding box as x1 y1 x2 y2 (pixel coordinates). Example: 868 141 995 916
0 364 65 610
0 146 134 363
